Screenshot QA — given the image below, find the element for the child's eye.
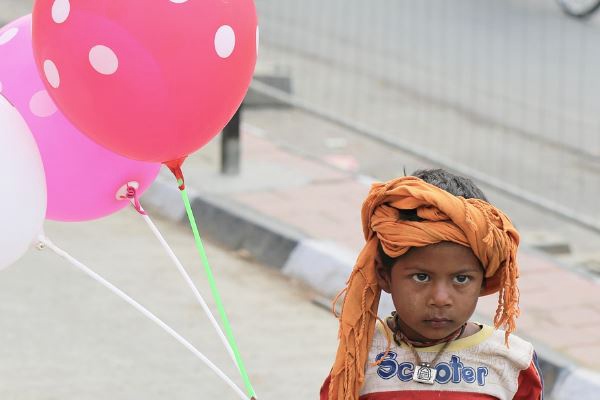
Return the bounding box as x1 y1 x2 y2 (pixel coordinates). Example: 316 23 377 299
412 273 430 283
453 275 471 284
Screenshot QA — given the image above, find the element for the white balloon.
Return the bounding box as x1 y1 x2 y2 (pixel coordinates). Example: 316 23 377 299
0 94 47 270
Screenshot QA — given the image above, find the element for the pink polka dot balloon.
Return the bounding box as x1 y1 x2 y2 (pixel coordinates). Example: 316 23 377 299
32 0 258 163
0 15 160 222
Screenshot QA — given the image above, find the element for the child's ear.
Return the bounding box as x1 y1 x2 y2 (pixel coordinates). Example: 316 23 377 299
375 260 392 293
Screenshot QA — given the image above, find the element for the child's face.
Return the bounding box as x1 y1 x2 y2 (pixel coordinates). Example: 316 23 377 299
376 241 484 341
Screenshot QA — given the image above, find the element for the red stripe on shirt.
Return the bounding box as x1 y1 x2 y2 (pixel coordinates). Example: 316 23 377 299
320 375 498 400
360 391 498 399
512 355 543 400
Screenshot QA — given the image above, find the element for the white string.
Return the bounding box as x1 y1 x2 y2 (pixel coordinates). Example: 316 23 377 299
132 201 238 369
37 234 249 400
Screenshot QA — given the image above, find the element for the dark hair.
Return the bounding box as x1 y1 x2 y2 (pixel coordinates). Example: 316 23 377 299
379 169 487 270
413 168 487 201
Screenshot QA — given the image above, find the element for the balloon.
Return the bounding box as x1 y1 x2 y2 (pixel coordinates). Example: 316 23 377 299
0 16 161 222
0 94 47 270
32 0 258 163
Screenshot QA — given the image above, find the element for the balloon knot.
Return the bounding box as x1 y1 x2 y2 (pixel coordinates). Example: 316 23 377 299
165 157 187 191
126 184 147 215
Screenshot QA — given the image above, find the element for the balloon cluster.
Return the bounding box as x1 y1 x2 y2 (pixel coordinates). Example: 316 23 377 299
0 1 258 269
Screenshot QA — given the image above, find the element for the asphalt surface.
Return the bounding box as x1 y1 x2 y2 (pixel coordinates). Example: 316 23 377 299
0 210 337 399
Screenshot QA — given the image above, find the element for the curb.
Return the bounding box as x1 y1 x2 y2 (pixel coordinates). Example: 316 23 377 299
141 176 303 270
142 176 600 399
552 368 600 400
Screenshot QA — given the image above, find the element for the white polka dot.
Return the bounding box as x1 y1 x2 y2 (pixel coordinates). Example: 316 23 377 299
52 0 70 24
0 81 3 93
169 0 189 3
29 90 57 117
0 27 18 45
89 45 119 75
256 26 260 55
214 25 235 58
44 60 60 88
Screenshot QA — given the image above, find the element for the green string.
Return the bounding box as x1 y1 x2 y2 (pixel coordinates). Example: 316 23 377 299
179 183 256 399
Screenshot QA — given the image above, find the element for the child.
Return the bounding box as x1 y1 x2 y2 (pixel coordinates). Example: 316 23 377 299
320 169 543 399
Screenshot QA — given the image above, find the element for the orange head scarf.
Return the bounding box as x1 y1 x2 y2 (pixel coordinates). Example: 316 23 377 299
328 176 520 400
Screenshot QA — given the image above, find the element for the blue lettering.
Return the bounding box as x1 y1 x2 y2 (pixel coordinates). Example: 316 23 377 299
462 367 476 383
449 356 464 384
435 362 452 384
477 367 489 386
398 362 414 382
376 351 398 380
374 352 487 386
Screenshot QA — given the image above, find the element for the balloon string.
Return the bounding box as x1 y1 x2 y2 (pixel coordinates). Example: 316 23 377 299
178 182 257 400
126 185 147 215
129 197 239 370
36 235 249 400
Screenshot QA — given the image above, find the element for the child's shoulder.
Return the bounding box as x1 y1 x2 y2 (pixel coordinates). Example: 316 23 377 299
482 326 535 369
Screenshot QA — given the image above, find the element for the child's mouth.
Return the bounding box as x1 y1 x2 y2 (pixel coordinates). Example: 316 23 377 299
423 318 453 328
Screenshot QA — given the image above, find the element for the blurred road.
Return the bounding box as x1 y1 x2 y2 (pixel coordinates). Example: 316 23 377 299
256 0 600 223
0 0 28 21
0 210 337 399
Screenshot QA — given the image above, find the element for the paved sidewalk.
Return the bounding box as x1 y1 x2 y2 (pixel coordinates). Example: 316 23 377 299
142 111 600 399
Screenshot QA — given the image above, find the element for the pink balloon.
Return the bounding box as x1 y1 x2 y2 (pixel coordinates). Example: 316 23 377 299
0 15 161 222
32 0 258 163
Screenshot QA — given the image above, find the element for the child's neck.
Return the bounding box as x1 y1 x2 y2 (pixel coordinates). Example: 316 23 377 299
387 314 481 348
461 322 483 339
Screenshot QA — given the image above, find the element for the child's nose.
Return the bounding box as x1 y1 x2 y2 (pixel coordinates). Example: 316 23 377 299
429 282 453 307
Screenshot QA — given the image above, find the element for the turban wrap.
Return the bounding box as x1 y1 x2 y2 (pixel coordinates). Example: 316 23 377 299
327 176 520 400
